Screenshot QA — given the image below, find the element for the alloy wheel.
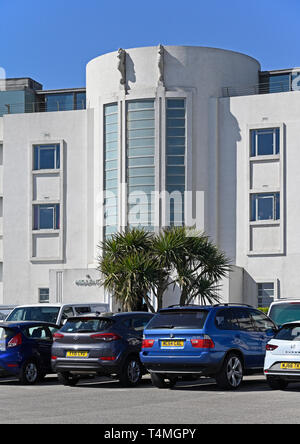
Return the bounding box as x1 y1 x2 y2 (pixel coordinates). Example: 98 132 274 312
226 356 243 388
25 362 38 383
127 360 141 384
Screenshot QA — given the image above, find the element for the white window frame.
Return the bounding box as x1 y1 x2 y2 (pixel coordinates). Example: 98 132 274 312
33 144 60 171
250 128 280 157
250 192 280 222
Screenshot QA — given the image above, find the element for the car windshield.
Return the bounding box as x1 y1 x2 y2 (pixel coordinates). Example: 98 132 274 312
6 307 60 324
146 310 208 330
60 317 113 333
275 325 300 341
269 303 300 325
0 310 13 321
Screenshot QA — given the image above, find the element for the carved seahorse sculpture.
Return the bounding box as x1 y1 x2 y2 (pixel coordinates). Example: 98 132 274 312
117 48 126 86
157 44 165 86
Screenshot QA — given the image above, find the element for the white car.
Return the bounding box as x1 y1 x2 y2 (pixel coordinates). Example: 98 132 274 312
5 303 109 326
268 299 300 326
264 322 300 389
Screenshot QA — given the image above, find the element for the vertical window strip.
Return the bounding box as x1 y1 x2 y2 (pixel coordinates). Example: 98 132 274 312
104 104 119 239
127 100 155 231
166 99 186 226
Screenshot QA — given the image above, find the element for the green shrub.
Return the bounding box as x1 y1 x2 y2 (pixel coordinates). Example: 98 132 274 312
257 307 269 314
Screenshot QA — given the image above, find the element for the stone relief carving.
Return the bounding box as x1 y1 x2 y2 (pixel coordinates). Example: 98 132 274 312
157 44 165 86
117 48 126 87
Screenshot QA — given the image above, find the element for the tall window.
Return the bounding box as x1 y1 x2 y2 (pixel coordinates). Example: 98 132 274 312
166 99 186 226
258 283 274 308
33 144 60 170
39 288 50 304
250 128 280 157
33 204 60 230
104 104 119 238
127 100 155 230
250 193 280 222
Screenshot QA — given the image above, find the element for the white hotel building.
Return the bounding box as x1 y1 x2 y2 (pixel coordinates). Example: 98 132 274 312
0 45 299 309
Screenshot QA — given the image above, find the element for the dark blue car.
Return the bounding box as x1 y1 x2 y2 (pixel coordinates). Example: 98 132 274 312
0 321 59 384
140 304 277 390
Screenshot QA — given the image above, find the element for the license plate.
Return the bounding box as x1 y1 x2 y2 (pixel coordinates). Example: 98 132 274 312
280 362 300 370
161 340 184 347
66 351 88 358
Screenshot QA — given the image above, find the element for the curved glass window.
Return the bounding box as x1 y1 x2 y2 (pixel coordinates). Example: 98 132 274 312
127 100 155 230
166 99 186 226
104 103 119 238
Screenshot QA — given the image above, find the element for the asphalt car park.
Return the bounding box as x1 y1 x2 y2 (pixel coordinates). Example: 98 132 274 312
1 374 300 424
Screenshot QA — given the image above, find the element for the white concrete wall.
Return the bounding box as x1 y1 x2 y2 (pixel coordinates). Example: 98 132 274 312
219 91 300 302
2 110 105 305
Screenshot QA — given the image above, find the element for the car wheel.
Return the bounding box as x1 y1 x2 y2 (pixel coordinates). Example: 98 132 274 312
119 357 142 387
19 360 40 385
215 353 244 390
266 376 289 390
150 372 177 389
57 372 80 387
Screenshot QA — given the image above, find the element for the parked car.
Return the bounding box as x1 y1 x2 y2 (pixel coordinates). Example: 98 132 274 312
51 311 154 387
140 304 277 390
268 299 300 327
0 305 15 321
6 303 109 326
264 321 300 390
0 321 59 384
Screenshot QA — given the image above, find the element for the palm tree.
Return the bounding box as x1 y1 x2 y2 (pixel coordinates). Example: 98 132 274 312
98 229 161 312
98 226 231 311
167 227 231 305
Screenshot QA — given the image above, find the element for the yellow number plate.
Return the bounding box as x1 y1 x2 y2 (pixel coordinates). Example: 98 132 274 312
66 351 88 358
280 362 300 370
161 340 184 347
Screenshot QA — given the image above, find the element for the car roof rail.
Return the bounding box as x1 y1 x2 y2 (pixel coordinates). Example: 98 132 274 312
167 304 203 308
213 303 253 308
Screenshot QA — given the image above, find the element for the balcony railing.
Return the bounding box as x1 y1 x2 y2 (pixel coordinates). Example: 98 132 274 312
0 100 86 116
222 80 293 98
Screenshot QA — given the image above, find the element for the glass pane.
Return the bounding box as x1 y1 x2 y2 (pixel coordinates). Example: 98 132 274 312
167 99 185 108
127 100 154 110
128 110 154 120
45 93 74 112
128 119 154 130
39 148 55 169
128 157 154 167
128 176 155 186
269 74 290 93
257 195 274 220
75 92 86 110
128 167 154 177
257 131 274 156
167 156 185 165
39 206 54 229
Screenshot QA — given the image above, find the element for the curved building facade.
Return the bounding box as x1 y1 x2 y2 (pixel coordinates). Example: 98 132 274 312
2 45 300 310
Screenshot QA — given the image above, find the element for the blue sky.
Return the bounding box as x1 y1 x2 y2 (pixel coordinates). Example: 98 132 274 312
0 0 299 89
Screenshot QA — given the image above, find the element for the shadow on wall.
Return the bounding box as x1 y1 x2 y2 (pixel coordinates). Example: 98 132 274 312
218 99 241 265
126 54 136 91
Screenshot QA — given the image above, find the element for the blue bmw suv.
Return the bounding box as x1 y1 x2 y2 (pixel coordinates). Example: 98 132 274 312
140 304 277 390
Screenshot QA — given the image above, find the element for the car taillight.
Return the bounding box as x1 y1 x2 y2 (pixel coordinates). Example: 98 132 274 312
142 339 155 348
266 344 278 351
191 335 215 349
53 333 64 341
7 333 22 348
100 356 116 361
90 333 121 342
